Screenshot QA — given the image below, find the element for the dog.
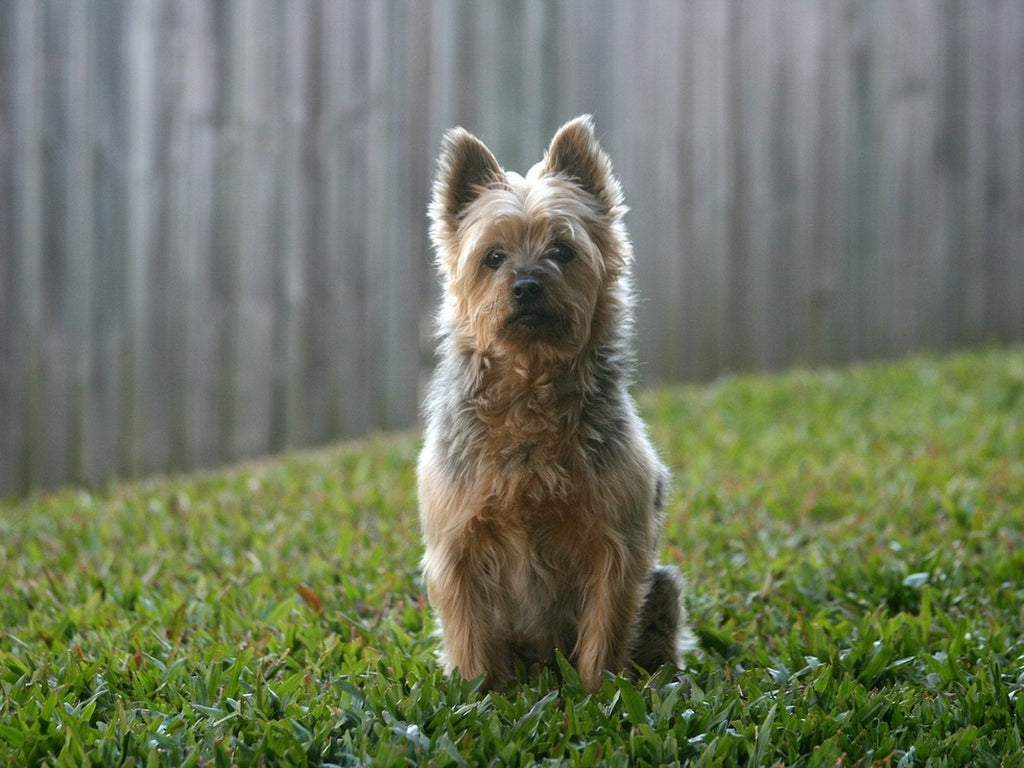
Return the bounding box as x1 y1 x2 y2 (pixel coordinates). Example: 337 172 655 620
417 115 688 692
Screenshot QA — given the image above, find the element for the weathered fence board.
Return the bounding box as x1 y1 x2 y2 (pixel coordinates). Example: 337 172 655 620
2 0 1023 495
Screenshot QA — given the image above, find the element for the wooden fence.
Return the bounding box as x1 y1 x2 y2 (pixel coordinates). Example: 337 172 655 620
2 0 1022 495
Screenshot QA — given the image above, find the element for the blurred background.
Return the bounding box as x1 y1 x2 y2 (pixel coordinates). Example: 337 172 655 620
2 0 1022 495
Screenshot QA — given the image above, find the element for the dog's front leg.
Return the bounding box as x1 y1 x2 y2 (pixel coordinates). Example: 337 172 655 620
573 548 643 692
424 544 510 690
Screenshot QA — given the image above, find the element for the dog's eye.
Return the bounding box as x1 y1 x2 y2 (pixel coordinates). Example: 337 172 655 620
483 250 506 270
548 241 575 265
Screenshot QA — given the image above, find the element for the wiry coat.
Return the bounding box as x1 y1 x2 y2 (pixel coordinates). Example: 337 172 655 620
418 116 686 691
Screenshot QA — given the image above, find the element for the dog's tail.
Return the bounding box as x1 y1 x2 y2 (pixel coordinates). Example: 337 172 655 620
628 565 694 674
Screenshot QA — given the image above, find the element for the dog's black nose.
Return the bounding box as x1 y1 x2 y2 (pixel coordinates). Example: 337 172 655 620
512 275 542 303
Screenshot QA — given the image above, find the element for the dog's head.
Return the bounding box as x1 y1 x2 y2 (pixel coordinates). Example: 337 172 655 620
429 116 633 364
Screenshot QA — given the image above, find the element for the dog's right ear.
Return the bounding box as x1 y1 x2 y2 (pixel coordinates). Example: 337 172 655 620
430 128 504 240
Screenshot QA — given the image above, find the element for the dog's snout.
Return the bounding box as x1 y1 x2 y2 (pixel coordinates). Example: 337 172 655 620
512 274 542 303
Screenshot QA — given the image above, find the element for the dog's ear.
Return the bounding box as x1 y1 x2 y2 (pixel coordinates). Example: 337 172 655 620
430 128 504 236
543 115 624 212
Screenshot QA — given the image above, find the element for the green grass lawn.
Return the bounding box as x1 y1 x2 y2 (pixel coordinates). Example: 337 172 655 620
2 347 1023 767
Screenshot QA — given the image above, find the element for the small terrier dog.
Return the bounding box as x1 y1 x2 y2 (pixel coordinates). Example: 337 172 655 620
418 116 688 692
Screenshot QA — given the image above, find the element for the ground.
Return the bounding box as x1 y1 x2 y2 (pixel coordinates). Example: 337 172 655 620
1 347 1022 766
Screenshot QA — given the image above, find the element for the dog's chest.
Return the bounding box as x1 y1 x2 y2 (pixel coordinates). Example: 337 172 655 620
480 436 600 578
466 370 614 532
482 417 582 510
475 376 581 466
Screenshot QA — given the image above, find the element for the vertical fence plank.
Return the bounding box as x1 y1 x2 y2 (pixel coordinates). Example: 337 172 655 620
167 0 199 471
617 0 686 381
982 0 1024 340
0 0 13 493
147 0 195 473
935 0 976 350
209 0 244 463
558 0 614 123
687 0 732 378
64 0 96 484
733 0 772 371
997 0 1024 336
337 0 373 437
364 1 392 429
3 0 46 493
91 0 129 486
763 0 801 371
384 0 432 429
519 0 560 157
835 0 878 363
871 0 906 356
271 0 313 453
177 0 219 470
779 0 825 368
231 0 278 460
961 0 998 346
805 0 845 366
121 0 156 478
671 0 702 380
39 2 75 489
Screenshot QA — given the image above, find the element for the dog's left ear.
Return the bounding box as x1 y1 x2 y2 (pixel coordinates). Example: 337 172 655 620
543 115 624 213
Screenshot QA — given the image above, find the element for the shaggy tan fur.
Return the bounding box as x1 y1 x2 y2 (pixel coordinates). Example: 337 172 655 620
418 116 689 692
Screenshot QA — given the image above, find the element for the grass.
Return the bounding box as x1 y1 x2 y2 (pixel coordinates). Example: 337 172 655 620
2 346 1023 767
